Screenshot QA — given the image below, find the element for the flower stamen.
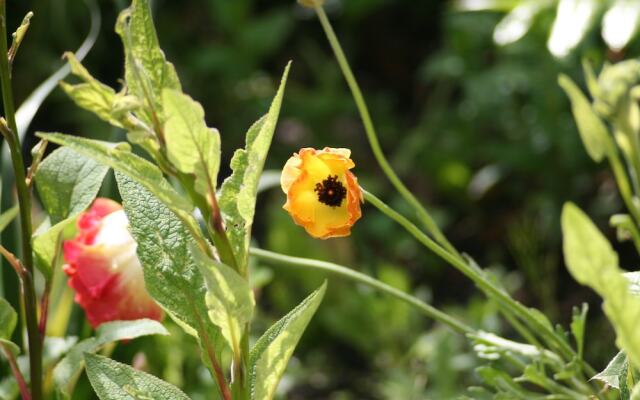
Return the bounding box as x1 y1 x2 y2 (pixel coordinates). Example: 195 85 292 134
314 175 347 207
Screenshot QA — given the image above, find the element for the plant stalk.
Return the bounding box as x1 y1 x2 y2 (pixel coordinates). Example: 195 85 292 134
362 189 597 377
0 3 42 398
249 247 474 335
313 4 460 259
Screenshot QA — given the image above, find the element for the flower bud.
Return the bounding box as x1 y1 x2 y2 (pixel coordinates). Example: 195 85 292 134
63 198 162 328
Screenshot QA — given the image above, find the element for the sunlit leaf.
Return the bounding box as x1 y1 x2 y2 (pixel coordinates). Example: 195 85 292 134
35 147 109 225
593 351 627 389
116 174 226 376
162 89 221 198
53 319 168 397
220 63 291 269
562 203 640 369
85 353 190 400
115 0 180 123
190 244 254 354
60 53 135 129
558 74 610 162
249 281 326 400
36 133 192 214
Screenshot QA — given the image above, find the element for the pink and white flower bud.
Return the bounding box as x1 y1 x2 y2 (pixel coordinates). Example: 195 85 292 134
63 198 163 328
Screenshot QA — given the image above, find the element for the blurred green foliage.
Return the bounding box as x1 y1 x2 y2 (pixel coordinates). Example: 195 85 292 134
2 0 638 398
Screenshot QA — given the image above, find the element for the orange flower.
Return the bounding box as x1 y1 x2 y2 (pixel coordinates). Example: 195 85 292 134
281 147 363 239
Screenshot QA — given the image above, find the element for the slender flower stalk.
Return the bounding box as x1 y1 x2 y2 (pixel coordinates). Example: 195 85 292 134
249 247 473 335
0 3 42 398
311 4 460 259
361 189 597 377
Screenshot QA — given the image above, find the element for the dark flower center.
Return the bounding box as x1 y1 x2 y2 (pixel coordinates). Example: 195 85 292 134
314 175 347 207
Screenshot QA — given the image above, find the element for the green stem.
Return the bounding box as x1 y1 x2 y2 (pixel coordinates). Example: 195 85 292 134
0 4 42 399
313 4 460 259
249 247 474 335
362 189 596 376
608 146 640 226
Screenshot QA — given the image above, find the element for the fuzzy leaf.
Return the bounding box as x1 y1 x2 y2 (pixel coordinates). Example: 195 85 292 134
220 63 290 268
116 174 225 373
162 89 221 197
35 147 109 225
249 281 326 400
115 0 180 123
85 353 190 400
36 133 192 214
559 74 610 162
562 203 640 368
190 244 254 354
53 319 168 397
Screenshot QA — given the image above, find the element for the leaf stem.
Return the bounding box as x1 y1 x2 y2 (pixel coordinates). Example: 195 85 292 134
249 247 474 335
0 3 42 398
312 4 460 259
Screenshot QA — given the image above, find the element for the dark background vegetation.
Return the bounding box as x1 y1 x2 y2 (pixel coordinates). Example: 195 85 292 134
2 0 639 398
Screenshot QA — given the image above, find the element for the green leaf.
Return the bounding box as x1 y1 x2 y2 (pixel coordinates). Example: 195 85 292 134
0 298 18 359
632 381 640 400
162 89 221 198
115 174 225 370
593 351 627 389
53 319 168 397
0 298 17 340
190 244 254 354
32 216 77 278
115 0 180 122
60 53 138 129
249 281 326 400
559 74 610 162
582 58 601 98
0 205 18 234
36 133 192 215
570 303 588 359
35 147 109 225
84 353 190 400
220 63 291 269
562 203 640 368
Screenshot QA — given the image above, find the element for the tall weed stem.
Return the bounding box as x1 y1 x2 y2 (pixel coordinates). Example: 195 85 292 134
0 3 42 398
